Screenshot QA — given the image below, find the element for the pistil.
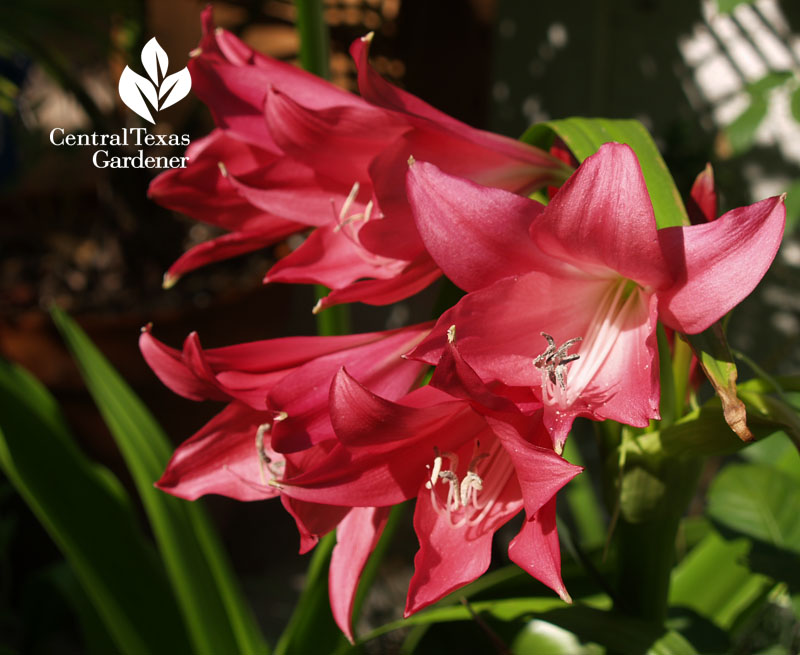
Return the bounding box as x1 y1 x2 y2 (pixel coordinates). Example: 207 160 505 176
540 278 640 409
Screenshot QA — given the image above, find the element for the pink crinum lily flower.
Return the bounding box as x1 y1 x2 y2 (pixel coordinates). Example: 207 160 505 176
275 331 581 616
140 322 431 454
140 324 435 641
149 8 572 307
407 143 785 450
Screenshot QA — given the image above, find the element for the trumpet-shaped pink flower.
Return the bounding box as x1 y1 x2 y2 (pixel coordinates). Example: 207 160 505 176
407 143 785 449
149 8 571 307
143 323 430 639
275 333 581 615
140 322 431 453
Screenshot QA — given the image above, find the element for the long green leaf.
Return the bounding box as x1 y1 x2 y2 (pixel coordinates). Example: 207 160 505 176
521 117 689 228
51 307 268 655
0 358 191 654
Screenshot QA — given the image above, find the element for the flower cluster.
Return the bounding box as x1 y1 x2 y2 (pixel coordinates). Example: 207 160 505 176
144 8 785 641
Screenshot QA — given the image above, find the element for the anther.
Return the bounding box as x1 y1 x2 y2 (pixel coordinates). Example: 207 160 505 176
534 332 582 391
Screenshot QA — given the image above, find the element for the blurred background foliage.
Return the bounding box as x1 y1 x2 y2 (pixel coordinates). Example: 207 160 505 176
1 0 799 653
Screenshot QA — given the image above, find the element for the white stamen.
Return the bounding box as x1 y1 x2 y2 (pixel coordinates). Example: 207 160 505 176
543 279 639 408
425 441 513 528
255 422 285 485
339 182 360 221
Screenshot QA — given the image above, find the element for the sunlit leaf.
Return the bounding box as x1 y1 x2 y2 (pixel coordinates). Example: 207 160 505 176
521 117 689 228
790 87 800 125
746 72 793 96
716 0 757 14
707 463 800 553
670 531 772 631
347 599 696 655
512 619 603 654
724 96 768 156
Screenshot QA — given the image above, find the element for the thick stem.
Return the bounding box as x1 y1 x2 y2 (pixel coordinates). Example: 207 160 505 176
294 2 350 337
295 0 330 79
612 454 703 624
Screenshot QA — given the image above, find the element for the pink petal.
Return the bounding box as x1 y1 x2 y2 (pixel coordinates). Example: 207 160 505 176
148 130 274 231
350 35 571 187
280 371 486 506
508 500 571 602
264 224 406 291
657 195 785 334
687 163 717 224
188 56 278 150
406 161 543 291
498 429 582 521
356 137 427 261
281 495 350 555
200 10 360 111
190 12 362 148
156 403 279 501
222 158 351 227
410 273 609 387
140 327 227 402
405 468 523 616
329 507 390 642
164 226 298 284
530 143 671 289
142 325 429 412
264 86 409 187
410 273 661 446
268 325 431 453
314 254 441 310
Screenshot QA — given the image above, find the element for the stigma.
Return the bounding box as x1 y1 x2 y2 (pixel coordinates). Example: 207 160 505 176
534 332 582 391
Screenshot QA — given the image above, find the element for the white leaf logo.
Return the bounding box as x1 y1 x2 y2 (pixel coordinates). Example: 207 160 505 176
118 37 192 123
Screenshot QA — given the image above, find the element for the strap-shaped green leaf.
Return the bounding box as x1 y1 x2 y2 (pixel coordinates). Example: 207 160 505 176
521 117 689 228
0 358 191 655
51 307 269 655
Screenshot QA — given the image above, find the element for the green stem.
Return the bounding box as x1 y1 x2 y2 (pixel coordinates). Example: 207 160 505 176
672 334 693 419
613 454 703 624
294 3 350 337
295 0 330 79
314 285 351 336
656 324 676 428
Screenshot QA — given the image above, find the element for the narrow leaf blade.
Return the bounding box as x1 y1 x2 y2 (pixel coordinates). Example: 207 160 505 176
50 307 269 655
0 358 191 655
